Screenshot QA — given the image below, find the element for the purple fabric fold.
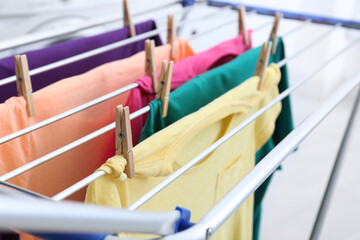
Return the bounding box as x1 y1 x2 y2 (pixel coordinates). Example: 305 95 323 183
0 20 162 103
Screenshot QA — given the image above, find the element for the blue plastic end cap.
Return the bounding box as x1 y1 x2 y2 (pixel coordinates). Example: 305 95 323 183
174 206 195 233
181 0 196 7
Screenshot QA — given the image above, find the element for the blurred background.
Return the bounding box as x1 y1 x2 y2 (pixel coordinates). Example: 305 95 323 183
0 0 359 239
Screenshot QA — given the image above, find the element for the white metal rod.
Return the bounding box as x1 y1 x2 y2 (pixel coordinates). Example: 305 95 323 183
0 193 180 236
178 4 233 26
281 19 311 37
0 28 162 87
127 37 360 211
187 72 360 240
310 86 360 240
0 4 232 87
0 106 150 182
50 27 359 202
188 11 258 41
0 182 50 200
0 4 247 146
156 72 360 240
189 15 309 52
0 0 181 52
0 12 310 146
0 83 139 145
52 171 106 201
2 15 354 199
278 24 340 68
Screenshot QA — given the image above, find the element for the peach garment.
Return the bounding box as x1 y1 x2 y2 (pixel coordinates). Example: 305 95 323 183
0 38 194 202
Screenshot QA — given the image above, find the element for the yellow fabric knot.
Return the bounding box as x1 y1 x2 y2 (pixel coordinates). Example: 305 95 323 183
97 155 128 181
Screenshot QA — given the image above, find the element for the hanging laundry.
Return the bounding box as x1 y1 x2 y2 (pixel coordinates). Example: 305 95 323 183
138 37 294 240
86 64 282 240
0 20 162 103
0 38 194 204
126 31 253 145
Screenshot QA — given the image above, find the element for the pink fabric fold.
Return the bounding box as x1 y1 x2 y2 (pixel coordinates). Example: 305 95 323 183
126 31 253 145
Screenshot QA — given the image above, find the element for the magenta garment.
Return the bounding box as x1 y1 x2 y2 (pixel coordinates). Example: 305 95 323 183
0 20 162 103
126 31 252 145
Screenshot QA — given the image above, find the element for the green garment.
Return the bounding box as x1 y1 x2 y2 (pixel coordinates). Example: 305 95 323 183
139 37 293 240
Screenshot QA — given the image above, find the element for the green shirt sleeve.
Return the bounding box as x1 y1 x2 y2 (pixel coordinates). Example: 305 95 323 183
139 37 294 240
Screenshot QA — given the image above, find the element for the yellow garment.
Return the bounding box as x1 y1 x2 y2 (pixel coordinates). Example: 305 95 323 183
86 64 282 239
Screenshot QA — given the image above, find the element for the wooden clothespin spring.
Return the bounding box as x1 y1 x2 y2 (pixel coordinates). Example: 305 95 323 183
254 42 272 90
167 14 176 60
145 39 158 93
14 55 35 117
123 0 136 37
269 13 283 54
116 105 135 178
156 60 173 118
237 6 249 47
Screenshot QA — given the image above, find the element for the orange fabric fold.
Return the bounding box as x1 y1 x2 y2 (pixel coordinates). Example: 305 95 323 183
0 38 194 203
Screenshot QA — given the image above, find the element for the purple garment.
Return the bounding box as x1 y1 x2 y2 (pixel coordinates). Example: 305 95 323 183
0 20 162 103
0 233 19 240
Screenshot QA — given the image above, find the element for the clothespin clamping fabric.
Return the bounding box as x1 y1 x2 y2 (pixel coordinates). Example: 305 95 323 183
254 42 272 91
167 14 176 60
145 39 158 93
237 6 249 47
156 60 173 118
123 0 136 37
14 55 36 117
115 105 135 178
268 12 282 54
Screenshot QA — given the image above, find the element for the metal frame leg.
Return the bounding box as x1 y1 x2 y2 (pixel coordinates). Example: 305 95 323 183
310 86 360 240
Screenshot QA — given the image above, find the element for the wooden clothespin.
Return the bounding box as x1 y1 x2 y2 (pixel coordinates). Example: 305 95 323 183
156 60 173 118
145 39 158 93
115 105 135 178
123 0 136 37
237 6 249 47
254 42 272 90
167 14 176 60
268 13 282 54
14 55 35 117
155 60 168 99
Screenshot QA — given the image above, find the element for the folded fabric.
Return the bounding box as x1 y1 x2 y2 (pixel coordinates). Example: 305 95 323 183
0 20 162 103
139 37 293 240
126 31 252 145
85 64 282 240
0 38 194 205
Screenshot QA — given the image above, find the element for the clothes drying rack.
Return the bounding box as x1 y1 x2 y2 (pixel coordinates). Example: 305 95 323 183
0 1 359 239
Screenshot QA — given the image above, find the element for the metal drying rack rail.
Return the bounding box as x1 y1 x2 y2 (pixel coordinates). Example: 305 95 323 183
0 1 360 240
0 0 183 52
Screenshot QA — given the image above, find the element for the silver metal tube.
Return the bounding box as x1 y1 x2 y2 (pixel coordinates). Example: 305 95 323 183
53 33 360 204
0 193 180 235
0 83 139 145
188 11 257 41
0 0 181 52
0 9 221 87
281 19 311 38
277 24 340 68
52 171 106 201
0 106 150 182
126 37 360 211
309 86 360 240
195 73 360 239
178 4 233 27
0 28 163 87
0 7 258 146
159 71 360 240
254 19 278 32
0 5 243 146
